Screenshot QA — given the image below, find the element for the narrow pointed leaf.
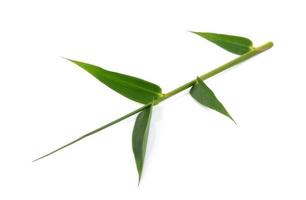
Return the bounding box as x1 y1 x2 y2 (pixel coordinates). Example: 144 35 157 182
192 32 253 55
66 59 162 104
190 77 235 122
132 103 153 183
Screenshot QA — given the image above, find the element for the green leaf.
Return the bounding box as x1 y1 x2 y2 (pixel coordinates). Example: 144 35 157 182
132 103 153 184
66 59 162 104
192 32 253 55
190 77 235 123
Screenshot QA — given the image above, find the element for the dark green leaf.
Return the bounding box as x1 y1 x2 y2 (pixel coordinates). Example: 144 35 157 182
66 59 162 104
132 104 153 184
190 77 235 122
192 32 253 55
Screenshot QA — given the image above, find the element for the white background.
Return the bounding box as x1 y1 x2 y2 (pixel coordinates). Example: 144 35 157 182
1 0 305 199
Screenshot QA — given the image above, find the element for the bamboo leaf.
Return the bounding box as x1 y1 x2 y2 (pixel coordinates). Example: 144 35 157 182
66 59 162 104
132 103 153 184
190 77 235 122
192 32 253 55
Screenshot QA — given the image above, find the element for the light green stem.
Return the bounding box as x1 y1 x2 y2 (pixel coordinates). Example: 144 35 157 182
158 41 273 102
33 41 273 162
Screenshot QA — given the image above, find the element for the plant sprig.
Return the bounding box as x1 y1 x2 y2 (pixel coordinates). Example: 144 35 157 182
34 32 273 184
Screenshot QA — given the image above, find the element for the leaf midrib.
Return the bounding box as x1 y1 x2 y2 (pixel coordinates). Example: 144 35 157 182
103 70 162 97
210 36 251 49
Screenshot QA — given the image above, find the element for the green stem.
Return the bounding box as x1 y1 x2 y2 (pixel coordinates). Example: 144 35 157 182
158 41 273 102
33 41 273 162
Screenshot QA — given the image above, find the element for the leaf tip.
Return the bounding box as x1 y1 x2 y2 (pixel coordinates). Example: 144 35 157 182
227 114 237 125
62 57 78 64
137 176 142 186
188 30 196 33
60 56 70 61
189 31 202 36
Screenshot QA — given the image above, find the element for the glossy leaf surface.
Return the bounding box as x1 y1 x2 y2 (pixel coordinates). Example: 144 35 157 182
192 32 253 55
132 104 153 183
190 77 235 122
67 59 162 104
